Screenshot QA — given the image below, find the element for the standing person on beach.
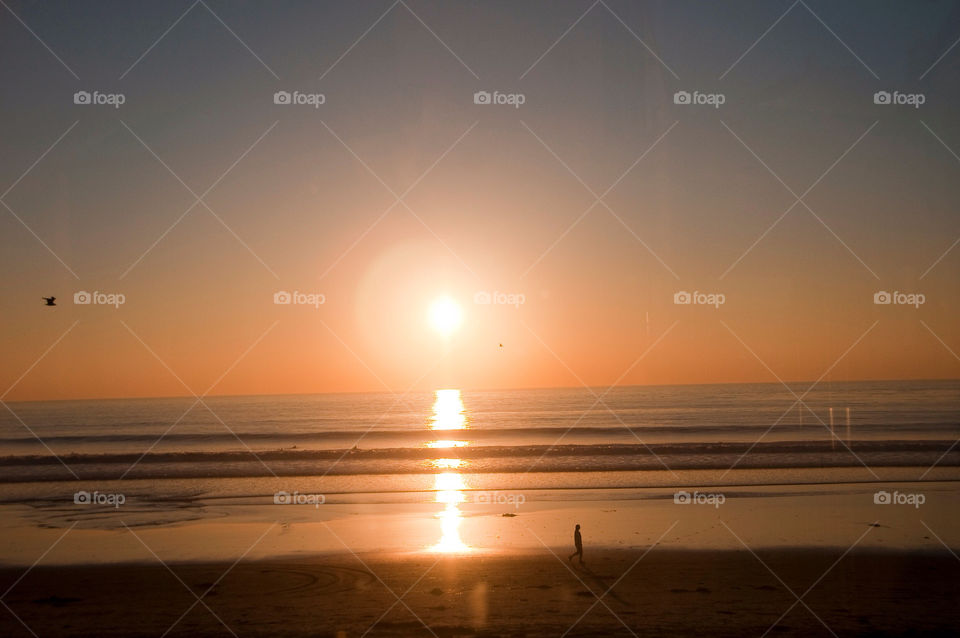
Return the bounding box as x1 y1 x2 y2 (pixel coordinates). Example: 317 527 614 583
568 524 584 565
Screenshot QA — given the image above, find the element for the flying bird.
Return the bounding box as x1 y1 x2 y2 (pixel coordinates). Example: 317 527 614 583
42 296 56 306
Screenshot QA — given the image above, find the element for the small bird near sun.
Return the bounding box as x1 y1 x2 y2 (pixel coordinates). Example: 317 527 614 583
429 296 462 337
42 296 56 306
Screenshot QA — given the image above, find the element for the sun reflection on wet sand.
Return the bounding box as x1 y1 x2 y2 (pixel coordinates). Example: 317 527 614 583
431 471 469 552
427 389 471 552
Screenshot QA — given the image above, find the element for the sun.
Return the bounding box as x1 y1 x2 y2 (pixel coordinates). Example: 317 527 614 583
429 296 462 336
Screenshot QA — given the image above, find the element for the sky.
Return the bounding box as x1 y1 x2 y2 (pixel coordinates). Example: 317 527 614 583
1 0 959 401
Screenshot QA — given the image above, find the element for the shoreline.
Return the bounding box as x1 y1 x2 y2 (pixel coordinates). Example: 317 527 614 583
0 480 957 567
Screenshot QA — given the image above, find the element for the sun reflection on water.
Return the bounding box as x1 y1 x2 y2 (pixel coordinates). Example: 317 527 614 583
430 388 467 430
427 389 471 553
430 458 464 469
425 440 468 448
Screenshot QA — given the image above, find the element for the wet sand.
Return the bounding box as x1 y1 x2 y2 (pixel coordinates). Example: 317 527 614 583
5 480 960 565
1 548 958 637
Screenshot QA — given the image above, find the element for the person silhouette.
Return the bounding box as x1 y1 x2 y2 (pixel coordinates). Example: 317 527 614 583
568 524 583 565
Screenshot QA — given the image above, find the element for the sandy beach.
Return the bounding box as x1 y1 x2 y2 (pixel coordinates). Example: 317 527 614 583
1 480 958 636
2 548 958 637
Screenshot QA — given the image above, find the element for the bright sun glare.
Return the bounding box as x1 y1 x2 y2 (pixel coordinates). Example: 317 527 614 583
428 296 462 336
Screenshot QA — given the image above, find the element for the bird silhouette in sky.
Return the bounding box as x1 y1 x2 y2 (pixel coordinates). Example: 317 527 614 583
42 296 56 306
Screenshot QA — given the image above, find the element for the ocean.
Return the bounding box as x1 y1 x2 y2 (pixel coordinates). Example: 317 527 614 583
0 380 956 490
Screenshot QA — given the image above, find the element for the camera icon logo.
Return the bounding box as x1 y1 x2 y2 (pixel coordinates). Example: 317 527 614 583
73 91 91 105
873 490 891 505
673 90 691 105
474 90 491 105
273 491 292 504
74 291 92 304
673 490 691 504
74 490 91 504
873 91 891 105
274 91 292 105
274 291 292 305
474 290 492 305
673 291 692 304
873 290 891 305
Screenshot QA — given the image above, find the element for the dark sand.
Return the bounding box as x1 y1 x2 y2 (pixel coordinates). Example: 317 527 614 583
1 548 958 637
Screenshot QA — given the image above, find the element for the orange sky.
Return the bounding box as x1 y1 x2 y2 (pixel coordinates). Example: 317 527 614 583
1 1 958 401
